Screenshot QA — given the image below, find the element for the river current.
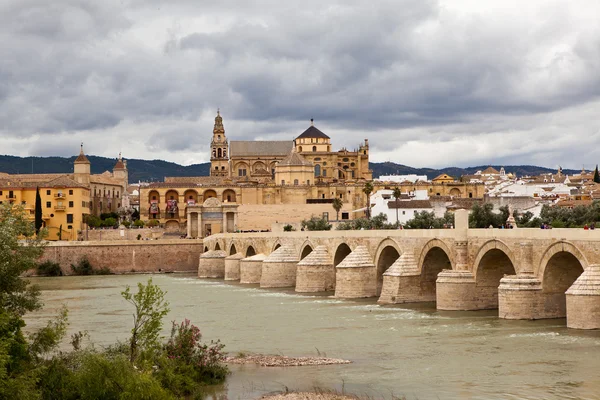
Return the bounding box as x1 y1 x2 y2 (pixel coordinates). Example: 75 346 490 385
25 274 600 400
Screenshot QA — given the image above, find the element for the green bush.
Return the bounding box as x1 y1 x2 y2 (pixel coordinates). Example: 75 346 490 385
133 219 145 227
283 224 295 232
147 219 159 227
84 215 102 228
122 221 131 228
301 216 332 231
36 261 63 276
102 217 117 228
337 213 400 230
70 256 111 276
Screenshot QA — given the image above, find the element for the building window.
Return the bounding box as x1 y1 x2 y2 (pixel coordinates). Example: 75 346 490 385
323 169 327 177
116 192 119 198
67 225 72 230
469 192 473 198
46 190 51 195
294 179 299 185
46 201 51 208
82 201 86 207
215 166 219 170
0 191 2 195
221 166 225 170
238 169 247 176
67 214 73 224
402 211 406 215
315 164 321 176
312 146 317 152
69 190 73 195
307 180 310 185
68 201 74 208
322 212 329 220
341 212 349 220
281 180 285 185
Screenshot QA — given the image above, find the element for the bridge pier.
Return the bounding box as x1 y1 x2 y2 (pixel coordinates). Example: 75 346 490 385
224 253 243 280
379 252 431 304
260 245 299 288
296 245 335 292
436 270 481 310
335 245 377 298
240 254 266 284
498 274 547 319
566 264 600 329
198 250 227 278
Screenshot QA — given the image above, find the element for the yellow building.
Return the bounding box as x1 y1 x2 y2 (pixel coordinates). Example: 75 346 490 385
0 146 128 240
0 175 90 241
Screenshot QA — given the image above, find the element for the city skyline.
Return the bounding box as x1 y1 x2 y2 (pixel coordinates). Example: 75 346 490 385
1 0 599 168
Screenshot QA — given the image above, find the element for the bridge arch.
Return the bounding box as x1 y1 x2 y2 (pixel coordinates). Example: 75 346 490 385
333 243 352 267
272 240 282 253
229 243 237 255
418 239 453 300
473 240 517 309
417 239 454 273
539 241 587 318
204 245 209 253
245 245 257 257
214 242 221 251
299 240 314 260
374 239 402 296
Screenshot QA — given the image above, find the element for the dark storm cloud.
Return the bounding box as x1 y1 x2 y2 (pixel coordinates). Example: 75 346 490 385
0 0 599 168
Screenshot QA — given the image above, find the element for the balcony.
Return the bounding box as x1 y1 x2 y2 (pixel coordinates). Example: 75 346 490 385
5 194 16 202
54 205 66 211
54 193 66 199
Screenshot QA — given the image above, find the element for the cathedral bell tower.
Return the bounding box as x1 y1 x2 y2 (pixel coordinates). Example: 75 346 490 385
210 109 229 177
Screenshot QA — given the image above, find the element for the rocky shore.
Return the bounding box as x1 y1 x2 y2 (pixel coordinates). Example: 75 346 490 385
226 353 351 367
260 393 359 400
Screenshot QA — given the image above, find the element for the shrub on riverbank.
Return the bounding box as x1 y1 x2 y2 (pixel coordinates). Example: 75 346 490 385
36 260 63 276
0 204 229 399
70 256 112 275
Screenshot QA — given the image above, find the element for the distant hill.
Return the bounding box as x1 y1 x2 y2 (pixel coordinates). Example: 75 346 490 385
0 154 578 183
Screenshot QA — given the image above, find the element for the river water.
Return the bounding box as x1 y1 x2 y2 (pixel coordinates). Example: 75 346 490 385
25 274 600 400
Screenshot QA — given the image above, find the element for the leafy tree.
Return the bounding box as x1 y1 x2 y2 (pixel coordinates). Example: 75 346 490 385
332 198 343 221
362 181 374 219
301 216 332 231
468 203 508 228
594 165 600 184
133 219 145 228
404 211 454 229
392 187 402 225
121 279 170 364
84 214 102 228
34 187 43 235
283 224 295 232
336 213 398 230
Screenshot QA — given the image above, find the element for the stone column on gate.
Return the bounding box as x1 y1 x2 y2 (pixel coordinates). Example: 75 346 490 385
222 212 227 234
436 209 479 310
197 212 203 238
498 242 545 320
186 211 192 238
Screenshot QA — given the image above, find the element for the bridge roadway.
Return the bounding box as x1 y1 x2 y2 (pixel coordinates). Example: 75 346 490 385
199 211 600 329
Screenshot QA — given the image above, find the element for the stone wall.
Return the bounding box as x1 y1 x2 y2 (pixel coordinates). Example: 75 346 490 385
39 240 203 274
84 228 165 241
237 203 354 231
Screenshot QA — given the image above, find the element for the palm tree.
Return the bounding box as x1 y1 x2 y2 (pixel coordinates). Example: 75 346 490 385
362 182 374 219
332 198 343 221
392 186 402 226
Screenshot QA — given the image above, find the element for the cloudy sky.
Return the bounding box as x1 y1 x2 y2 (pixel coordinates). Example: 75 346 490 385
1 0 599 169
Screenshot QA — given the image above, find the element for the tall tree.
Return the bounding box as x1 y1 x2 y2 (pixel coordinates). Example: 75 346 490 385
392 187 402 226
332 198 343 221
362 182 374 219
35 186 43 234
594 165 600 184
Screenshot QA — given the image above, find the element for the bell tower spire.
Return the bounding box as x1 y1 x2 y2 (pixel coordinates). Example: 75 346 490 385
210 109 229 177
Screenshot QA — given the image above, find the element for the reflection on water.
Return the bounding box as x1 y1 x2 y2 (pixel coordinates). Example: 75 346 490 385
25 274 600 400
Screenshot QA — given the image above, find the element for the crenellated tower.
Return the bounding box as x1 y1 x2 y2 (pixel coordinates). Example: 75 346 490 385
210 109 229 177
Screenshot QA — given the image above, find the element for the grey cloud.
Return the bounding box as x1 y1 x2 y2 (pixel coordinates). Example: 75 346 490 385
0 0 599 169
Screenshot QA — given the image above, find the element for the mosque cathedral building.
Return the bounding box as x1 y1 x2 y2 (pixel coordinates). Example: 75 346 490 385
140 111 483 236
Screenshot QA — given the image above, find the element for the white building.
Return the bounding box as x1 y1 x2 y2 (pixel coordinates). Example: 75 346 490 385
370 189 433 224
376 174 428 183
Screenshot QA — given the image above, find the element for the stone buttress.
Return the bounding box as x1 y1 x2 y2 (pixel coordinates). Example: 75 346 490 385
378 251 425 304
296 245 335 292
335 245 377 298
260 245 299 288
224 253 244 281
198 250 227 278
566 264 600 329
240 253 266 284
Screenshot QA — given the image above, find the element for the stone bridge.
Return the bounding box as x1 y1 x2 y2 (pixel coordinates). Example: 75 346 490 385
199 211 600 329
